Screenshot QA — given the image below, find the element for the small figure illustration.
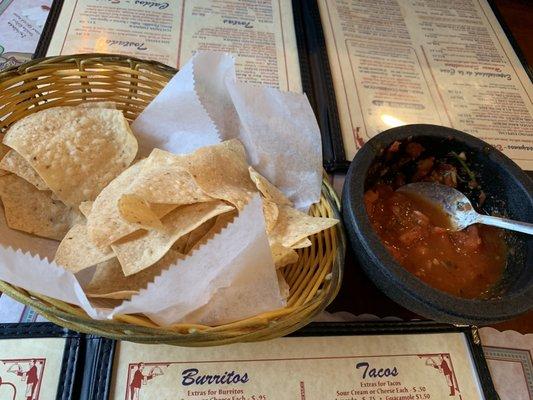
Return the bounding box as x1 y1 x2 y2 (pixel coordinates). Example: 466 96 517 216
129 363 155 400
354 127 366 149
436 354 460 396
8 360 39 400
422 354 460 397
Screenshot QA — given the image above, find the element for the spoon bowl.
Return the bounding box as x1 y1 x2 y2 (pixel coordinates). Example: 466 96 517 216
398 182 533 235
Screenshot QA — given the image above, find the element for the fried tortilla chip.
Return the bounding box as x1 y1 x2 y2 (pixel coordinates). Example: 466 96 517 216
88 159 207 248
270 242 299 268
249 166 292 206
79 201 93 218
188 211 238 253
54 223 114 272
270 205 338 248
3 106 138 206
0 143 11 176
112 201 234 275
84 250 182 300
183 217 217 254
125 159 212 204
68 209 86 227
0 175 75 240
87 160 146 247
291 238 312 249
151 203 179 216
262 198 278 233
77 101 117 109
118 194 163 229
172 233 190 254
148 140 257 210
0 150 48 190
0 142 9 157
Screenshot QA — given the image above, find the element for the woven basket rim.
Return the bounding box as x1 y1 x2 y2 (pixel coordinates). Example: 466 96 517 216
0 53 178 77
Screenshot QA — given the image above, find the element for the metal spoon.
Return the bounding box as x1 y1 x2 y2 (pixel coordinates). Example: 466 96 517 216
397 182 533 235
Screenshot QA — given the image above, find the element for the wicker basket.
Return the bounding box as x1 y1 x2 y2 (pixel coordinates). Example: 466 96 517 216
0 54 345 345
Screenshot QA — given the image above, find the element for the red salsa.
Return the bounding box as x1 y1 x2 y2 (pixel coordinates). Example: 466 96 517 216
365 184 507 298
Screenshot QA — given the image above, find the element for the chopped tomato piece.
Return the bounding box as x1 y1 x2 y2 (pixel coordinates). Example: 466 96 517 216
414 157 435 180
405 142 424 158
388 141 401 153
399 228 423 245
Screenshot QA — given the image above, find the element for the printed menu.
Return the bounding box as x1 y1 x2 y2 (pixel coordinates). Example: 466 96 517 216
110 333 486 399
45 0 302 92
0 0 52 70
318 0 533 169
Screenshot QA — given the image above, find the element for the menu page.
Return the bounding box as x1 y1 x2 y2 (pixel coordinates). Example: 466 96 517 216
0 0 52 70
110 333 485 399
319 0 533 169
45 0 301 91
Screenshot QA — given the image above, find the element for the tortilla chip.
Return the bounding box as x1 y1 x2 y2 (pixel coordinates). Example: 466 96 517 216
151 203 179 216
262 198 278 233
118 194 163 229
79 201 93 218
0 143 11 176
3 106 138 206
0 143 9 158
84 250 181 300
126 157 212 204
77 101 117 109
54 224 114 272
249 167 292 206
88 159 207 248
270 242 299 268
183 217 217 254
69 210 86 227
148 140 257 210
270 205 338 248
291 238 312 249
112 201 234 276
189 211 238 253
0 174 76 240
0 150 48 190
172 233 190 254
87 160 146 247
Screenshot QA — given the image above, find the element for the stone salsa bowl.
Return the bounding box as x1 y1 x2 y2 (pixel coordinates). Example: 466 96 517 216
342 124 533 324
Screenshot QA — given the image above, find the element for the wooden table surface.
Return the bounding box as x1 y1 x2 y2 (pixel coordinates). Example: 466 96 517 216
327 0 533 334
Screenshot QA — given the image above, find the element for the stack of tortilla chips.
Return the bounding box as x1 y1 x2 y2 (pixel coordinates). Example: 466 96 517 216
0 103 337 310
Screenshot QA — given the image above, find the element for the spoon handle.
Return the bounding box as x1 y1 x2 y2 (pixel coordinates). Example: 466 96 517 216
476 214 533 235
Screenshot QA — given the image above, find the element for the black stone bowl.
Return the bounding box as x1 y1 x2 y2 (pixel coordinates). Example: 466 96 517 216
342 124 533 324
